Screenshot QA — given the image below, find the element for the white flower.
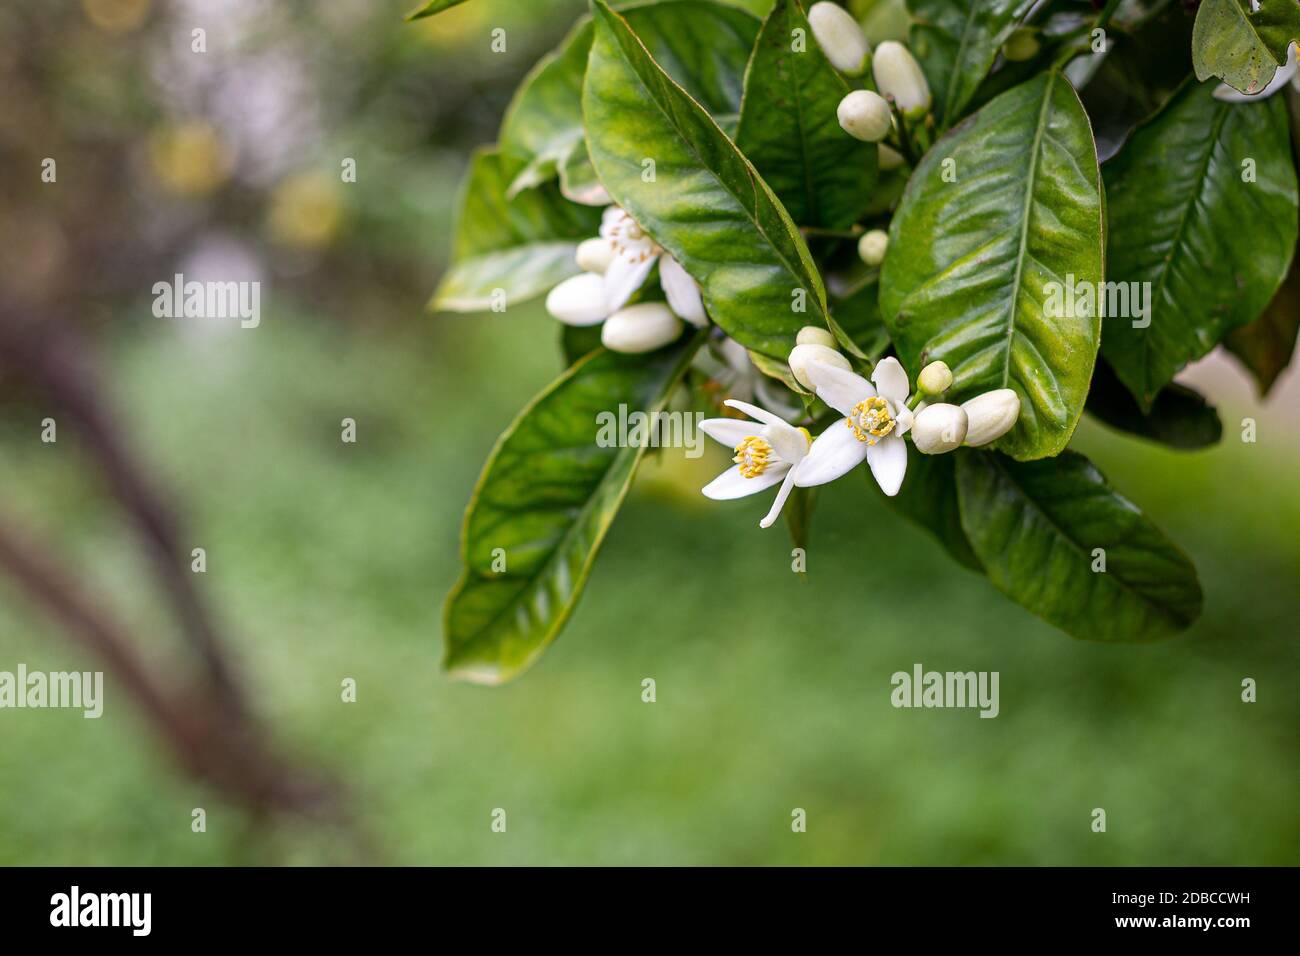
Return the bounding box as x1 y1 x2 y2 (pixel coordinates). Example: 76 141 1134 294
837 90 892 142
808 2 870 77
911 403 967 454
797 356 915 496
600 206 706 323
545 205 707 352
1214 41 1299 101
873 41 931 119
961 388 1020 446
701 399 813 529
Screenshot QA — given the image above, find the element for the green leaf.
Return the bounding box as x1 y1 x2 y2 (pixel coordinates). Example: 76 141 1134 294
431 148 601 312
1101 79 1298 409
499 3 758 201
583 0 829 360
1085 360 1223 450
783 485 817 559
955 449 1203 642
907 0 1035 129
405 0 469 21
499 21 593 199
828 269 890 359
883 452 982 572
1192 0 1300 95
734 0 878 228
879 71 1104 460
1224 253 1300 396
444 336 703 683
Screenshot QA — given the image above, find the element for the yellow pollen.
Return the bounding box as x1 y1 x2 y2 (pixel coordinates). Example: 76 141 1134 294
733 435 774 479
847 397 895 445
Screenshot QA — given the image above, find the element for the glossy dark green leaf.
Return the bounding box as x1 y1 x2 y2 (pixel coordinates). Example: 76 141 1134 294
883 452 982 572
828 270 890 359
956 449 1203 642
499 21 593 198
1085 360 1222 450
405 0 469 21
1192 0 1300 94
431 148 601 312
1224 251 1300 396
880 71 1104 460
583 0 828 360
445 336 702 683
907 0 1035 129
734 0 877 228
1102 79 1298 409
499 3 759 201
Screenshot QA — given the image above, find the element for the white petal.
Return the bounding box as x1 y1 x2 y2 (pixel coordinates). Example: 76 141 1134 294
723 398 787 429
1214 42 1297 101
793 420 869 487
806 360 874 417
659 255 707 327
603 252 657 312
702 462 789 500
545 273 609 326
865 433 907 496
759 467 800 529
699 417 760 449
895 404 913 437
871 356 911 405
762 420 810 465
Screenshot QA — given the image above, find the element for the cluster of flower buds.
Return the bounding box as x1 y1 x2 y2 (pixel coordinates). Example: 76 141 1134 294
808 4 930 171
910 361 1022 453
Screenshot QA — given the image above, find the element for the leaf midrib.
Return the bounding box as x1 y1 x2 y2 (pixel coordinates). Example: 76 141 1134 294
597 4 825 325
998 72 1056 391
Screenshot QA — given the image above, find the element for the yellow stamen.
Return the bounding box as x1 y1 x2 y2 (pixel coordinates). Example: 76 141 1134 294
847 397 895 445
733 435 774 479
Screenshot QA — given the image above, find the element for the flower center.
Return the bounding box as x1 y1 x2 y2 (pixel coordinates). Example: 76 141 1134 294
604 211 659 261
733 436 774 478
847 397 895 445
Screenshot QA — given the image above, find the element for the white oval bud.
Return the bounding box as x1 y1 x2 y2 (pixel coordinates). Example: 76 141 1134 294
917 360 952 395
1002 27 1040 63
857 228 888 267
808 2 870 76
878 143 906 171
912 403 968 455
788 343 850 391
796 326 837 348
837 90 892 142
961 388 1021 446
873 41 931 118
545 272 609 326
601 302 684 354
575 237 615 274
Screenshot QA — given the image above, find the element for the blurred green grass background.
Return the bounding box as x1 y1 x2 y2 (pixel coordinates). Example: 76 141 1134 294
0 0 1296 865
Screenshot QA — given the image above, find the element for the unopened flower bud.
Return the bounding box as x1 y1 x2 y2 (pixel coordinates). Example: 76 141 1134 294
837 90 892 142
788 343 850 391
796 326 837 348
873 41 931 119
575 237 615 274
917 360 952 395
601 302 684 354
1002 27 1040 63
912 403 968 454
961 388 1021 446
808 2 871 77
857 229 888 267
546 272 609 326
878 143 906 171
